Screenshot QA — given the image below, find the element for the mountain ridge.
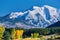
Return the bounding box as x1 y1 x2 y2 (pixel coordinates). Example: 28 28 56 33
0 5 60 29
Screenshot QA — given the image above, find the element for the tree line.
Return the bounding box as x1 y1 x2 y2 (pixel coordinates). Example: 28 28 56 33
0 25 60 40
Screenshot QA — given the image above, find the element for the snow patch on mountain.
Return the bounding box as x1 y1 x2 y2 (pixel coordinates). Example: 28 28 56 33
10 11 28 19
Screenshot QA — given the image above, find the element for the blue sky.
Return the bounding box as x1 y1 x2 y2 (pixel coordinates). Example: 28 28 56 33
0 0 60 17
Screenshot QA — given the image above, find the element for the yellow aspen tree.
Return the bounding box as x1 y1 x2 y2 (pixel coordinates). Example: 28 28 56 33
0 25 5 40
15 30 24 39
11 28 16 40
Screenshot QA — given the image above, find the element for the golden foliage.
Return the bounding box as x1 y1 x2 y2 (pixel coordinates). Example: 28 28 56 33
0 25 5 40
15 30 24 38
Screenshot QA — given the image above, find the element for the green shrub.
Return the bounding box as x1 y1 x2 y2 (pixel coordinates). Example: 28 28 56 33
31 33 39 38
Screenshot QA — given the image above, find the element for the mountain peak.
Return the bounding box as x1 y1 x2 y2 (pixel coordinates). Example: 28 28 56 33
0 5 60 29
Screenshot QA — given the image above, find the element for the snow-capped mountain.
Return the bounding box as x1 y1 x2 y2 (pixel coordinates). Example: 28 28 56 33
0 5 60 29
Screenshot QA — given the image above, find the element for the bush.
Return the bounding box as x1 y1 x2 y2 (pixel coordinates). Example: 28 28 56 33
31 33 39 38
